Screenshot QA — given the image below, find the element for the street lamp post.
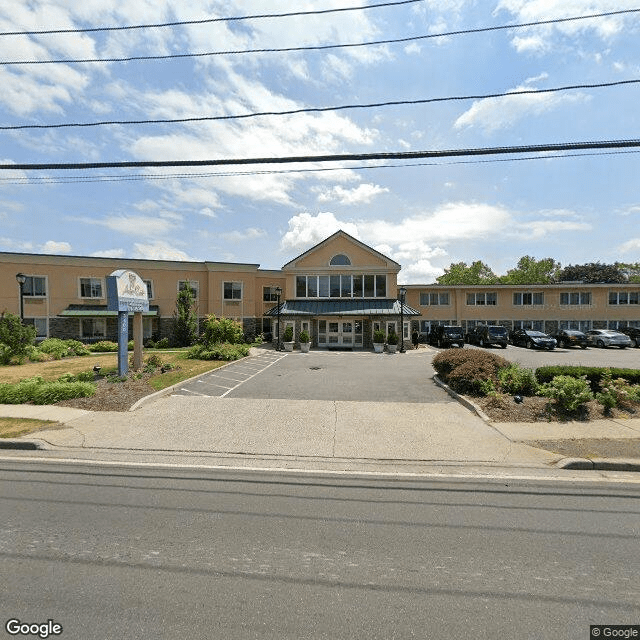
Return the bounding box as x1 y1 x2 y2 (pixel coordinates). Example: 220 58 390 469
275 286 282 351
399 286 407 353
15 273 26 322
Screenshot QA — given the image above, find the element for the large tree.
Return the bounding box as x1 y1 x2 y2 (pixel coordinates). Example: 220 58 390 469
172 281 198 346
499 256 561 285
557 262 626 284
436 261 498 285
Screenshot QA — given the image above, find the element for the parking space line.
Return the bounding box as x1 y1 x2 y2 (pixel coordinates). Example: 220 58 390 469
220 353 288 398
197 380 233 390
206 374 247 383
177 388 210 396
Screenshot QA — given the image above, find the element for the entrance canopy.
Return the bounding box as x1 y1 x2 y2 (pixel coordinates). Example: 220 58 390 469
265 299 420 317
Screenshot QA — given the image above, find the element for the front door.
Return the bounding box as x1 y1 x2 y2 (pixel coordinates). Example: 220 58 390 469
318 319 363 347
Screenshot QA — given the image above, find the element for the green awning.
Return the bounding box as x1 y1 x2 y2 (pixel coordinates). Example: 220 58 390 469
265 299 420 317
59 309 157 317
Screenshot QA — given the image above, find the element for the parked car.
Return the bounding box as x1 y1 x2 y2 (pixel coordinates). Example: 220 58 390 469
551 329 588 349
617 326 640 348
509 329 556 350
466 325 509 349
417 332 430 344
428 325 465 348
586 329 633 349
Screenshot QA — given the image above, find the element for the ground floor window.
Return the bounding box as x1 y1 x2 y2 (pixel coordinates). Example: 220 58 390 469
81 318 106 339
607 320 640 330
559 320 592 332
25 317 48 338
512 320 544 331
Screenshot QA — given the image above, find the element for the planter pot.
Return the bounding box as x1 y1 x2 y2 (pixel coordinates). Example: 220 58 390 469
300 342 310 353
373 343 384 353
283 342 294 352
387 344 397 353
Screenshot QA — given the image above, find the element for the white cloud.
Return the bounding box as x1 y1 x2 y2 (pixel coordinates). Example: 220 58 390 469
91 249 126 258
316 183 389 205
618 238 640 253
454 80 589 132
221 228 267 242
74 214 178 238
0 237 34 252
281 211 360 253
131 241 197 261
41 240 72 254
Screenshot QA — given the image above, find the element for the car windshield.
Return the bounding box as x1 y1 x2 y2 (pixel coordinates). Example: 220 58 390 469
526 331 547 337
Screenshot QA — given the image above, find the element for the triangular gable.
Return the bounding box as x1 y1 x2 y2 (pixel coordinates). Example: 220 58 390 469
282 230 400 270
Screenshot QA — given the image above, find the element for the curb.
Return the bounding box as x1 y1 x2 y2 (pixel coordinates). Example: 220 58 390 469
556 457 640 471
432 375 493 423
0 439 47 450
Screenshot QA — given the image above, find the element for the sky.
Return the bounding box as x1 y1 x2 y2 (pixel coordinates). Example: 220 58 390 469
1 0 639 283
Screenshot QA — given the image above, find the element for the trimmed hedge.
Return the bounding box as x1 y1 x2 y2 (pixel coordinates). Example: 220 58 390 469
186 343 250 361
535 366 640 392
0 376 96 404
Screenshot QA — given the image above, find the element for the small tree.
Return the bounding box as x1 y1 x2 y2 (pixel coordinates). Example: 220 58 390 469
0 312 36 364
172 281 198 347
200 315 244 346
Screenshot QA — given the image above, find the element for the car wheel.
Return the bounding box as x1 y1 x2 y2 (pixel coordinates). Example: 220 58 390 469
527 340 533 349
635 339 640 348
558 339 566 349
581 345 587 349
596 340 605 348
620 346 627 349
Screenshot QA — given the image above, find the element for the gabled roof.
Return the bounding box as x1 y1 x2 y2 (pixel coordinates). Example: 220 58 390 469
282 229 400 270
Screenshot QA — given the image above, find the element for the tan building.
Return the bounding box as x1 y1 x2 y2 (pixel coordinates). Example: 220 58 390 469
1 229 639 347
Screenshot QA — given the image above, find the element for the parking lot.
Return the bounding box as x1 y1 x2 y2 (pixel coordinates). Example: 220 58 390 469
461 342 640 369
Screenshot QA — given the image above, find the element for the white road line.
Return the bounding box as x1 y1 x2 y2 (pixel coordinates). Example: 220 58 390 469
178 388 210 396
197 380 233 390
206 374 247 383
220 353 288 398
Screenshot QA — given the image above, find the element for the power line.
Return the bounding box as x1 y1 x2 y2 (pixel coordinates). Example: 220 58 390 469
2 138 640 171
2 8 638 66
2 149 639 185
0 0 425 37
3 79 639 131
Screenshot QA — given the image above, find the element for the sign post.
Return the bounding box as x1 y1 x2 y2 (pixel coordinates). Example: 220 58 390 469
106 270 149 377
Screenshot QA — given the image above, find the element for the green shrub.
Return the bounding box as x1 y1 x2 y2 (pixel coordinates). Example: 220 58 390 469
155 337 170 349
128 340 134 351
200 314 244 346
186 343 250 361
373 330 385 343
595 370 640 411
38 338 69 360
539 376 593 413
497 363 539 396
89 341 119 352
64 340 91 356
0 376 95 404
57 371 94 383
299 330 310 343
283 326 294 342
387 332 399 345
535 366 640 391
26 345 47 362
432 349 510 395
0 312 36 364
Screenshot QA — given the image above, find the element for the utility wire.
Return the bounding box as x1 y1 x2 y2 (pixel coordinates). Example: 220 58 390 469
2 149 639 185
1 8 638 66
2 79 639 131
0 0 425 36
2 139 640 171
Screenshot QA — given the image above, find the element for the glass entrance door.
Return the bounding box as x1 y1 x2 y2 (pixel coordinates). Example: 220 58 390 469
318 319 362 347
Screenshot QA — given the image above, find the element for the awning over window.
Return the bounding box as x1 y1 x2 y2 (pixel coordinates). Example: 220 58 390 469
59 304 158 317
265 299 420 317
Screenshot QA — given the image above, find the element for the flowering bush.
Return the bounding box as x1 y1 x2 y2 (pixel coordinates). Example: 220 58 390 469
539 376 593 413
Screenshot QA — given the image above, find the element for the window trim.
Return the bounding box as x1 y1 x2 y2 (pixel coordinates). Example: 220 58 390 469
144 279 154 300
466 292 497 306
22 275 48 298
223 281 242 301
79 277 104 299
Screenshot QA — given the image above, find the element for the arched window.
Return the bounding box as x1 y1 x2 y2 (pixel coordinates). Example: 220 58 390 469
330 254 351 266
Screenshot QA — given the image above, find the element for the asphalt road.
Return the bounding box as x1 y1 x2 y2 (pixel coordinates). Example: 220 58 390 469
1 461 638 640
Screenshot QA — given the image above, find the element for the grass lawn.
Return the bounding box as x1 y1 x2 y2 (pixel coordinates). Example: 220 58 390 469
0 417 59 438
0 350 231 390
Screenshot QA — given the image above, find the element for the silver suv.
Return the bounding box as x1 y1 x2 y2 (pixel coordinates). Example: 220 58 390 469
586 329 632 348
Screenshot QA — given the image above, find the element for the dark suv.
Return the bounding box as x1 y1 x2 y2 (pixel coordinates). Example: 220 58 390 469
618 326 640 348
551 329 588 349
466 325 508 349
428 325 465 348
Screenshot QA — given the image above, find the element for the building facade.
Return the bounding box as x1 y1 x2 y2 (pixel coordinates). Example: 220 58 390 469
1 230 639 347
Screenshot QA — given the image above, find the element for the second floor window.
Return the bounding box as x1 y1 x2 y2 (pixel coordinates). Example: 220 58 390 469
224 281 242 300
178 280 199 299
263 287 280 302
466 292 497 306
609 291 639 305
80 277 102 298
513 292 544 306
23 276 47 297
420 292 450 306
560 292 591 305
